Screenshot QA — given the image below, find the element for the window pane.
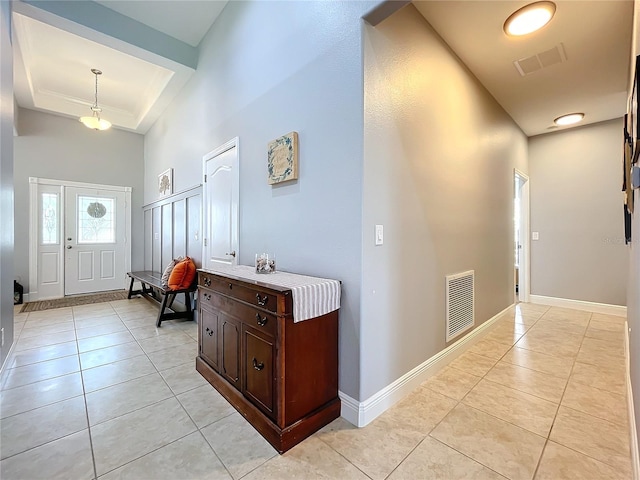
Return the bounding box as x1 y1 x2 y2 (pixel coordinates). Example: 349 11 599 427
41 193 58 245
77 196 116 244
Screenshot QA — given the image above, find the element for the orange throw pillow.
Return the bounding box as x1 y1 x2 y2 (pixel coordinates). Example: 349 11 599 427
167 257 196 290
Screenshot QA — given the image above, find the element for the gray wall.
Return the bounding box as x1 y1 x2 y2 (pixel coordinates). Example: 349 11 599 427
627 0 640 451
361 5 528 399
530 119 627 306
0 0 14 368
14 108 145 293
143 0 375 400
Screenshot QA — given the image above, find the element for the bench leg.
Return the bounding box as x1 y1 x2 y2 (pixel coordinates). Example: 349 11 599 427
184 291 193 319
127 276 135 299
156 293 173 327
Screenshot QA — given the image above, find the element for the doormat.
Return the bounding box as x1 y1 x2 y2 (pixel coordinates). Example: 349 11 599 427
20 290 130 313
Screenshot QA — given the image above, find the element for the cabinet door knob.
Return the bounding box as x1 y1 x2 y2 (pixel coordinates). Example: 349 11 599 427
205 327 214 337
203 277 211 287
255 313 268 327
252 358 264 371
256 293 268 306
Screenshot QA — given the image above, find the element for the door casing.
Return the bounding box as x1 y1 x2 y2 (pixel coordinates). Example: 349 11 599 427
28 177 131 301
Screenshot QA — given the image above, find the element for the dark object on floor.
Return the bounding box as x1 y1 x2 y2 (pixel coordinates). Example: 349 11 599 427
14 280 23 305
127 271 196 327
20 290 130 313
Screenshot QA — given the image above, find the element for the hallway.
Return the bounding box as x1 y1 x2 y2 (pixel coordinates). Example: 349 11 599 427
0 301 631 479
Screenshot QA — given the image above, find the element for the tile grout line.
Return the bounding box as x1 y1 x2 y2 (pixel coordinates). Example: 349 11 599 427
529 311 592 480
74 305 100 480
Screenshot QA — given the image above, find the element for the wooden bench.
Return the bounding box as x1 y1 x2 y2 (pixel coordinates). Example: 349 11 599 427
127 271 196 327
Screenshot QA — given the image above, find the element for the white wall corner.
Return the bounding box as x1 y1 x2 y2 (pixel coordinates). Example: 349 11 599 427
626 321 640 480
341 303 514 427
0 339 16 379
529 295 627 317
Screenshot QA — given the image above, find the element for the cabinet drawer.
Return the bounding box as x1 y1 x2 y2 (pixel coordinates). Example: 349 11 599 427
199 287 277 337
199 273 278 313
243 327 275 418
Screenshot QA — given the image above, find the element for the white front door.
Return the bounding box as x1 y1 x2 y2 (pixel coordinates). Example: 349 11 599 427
203 138 239 270
64 186 126 295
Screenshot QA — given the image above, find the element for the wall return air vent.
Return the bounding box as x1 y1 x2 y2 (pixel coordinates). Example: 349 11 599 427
445 270 475 342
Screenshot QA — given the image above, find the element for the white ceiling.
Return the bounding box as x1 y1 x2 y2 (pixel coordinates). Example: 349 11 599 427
12 1 634 137
413 1 633 136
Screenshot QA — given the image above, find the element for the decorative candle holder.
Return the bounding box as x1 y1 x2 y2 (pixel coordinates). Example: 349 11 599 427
255 253 276 274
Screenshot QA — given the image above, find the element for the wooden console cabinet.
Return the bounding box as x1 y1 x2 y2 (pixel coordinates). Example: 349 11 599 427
195 268 340 453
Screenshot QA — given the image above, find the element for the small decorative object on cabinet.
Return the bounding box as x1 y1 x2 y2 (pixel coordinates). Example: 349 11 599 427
255 253 276 273
196 265 341 453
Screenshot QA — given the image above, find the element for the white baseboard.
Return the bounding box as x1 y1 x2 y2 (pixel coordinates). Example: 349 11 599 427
626 321 640 480
339 303 514 427
529 295 626 317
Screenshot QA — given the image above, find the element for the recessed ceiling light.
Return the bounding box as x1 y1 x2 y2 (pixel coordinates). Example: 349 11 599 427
504 2 556 36
554 113 584 126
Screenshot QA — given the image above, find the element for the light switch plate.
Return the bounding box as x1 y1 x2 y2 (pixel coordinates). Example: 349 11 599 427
375 225 383 246
532 232 539 240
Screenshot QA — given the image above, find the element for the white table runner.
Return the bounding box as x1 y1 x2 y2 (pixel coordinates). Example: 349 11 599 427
205 265 341 322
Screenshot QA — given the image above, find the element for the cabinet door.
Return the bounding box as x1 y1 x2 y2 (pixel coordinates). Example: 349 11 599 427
199 307 218 372
243 327 275 417
218 314 241 390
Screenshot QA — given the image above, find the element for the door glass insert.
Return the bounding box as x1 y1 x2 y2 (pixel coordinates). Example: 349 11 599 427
41 193 59 245
77 196 116 244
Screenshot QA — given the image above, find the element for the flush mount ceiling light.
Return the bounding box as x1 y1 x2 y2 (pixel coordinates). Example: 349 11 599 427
79 68 111 131
554 113 584 126
504 1 556 36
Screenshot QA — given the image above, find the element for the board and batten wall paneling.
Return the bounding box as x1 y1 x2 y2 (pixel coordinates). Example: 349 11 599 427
187 195 201 262
152 207 161 273
173 199 187 259
143 186 202 274
144 209 153 271
161 203 173 270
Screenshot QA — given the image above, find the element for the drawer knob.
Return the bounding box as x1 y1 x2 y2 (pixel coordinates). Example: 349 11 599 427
228 283 233 289
205 327 214 337
255 313 268 327
203 293 211 301
252 358 265 371
203 277 211 287
256 293 268 307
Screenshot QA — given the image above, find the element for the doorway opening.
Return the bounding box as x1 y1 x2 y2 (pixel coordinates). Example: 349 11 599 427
514 170 530 303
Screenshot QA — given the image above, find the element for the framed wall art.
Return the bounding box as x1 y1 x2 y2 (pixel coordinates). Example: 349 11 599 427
158 168 173 198
267 131 299 185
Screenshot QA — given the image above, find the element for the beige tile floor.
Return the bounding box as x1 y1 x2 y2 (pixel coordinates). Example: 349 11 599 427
0 301 632 479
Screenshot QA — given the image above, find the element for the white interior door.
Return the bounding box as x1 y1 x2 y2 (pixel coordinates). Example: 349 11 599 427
203 138 239 270
514 170 530 303
64 186 126 295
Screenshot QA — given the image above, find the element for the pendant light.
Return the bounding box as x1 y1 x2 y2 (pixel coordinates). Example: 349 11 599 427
79 68 111 131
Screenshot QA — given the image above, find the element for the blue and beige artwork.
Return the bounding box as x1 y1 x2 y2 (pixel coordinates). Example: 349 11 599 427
267 131 299 184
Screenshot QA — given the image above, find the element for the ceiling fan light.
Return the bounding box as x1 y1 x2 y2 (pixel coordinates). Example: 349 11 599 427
554 113 584 126
504 1 556 36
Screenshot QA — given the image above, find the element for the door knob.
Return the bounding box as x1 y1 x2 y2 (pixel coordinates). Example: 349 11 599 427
66 246 72 249
225 251 236 257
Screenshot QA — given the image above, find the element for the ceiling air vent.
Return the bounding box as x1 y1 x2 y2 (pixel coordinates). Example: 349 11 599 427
445 270 475 342
514 43 567 76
